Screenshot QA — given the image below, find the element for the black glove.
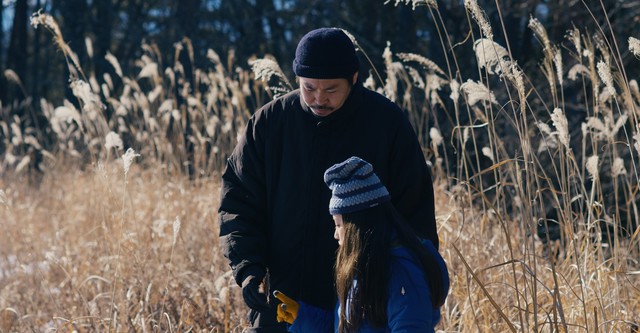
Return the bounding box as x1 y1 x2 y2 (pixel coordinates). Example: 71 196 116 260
240 265 269 311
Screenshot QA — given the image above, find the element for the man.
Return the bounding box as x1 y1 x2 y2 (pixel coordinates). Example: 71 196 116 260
218 27 438 332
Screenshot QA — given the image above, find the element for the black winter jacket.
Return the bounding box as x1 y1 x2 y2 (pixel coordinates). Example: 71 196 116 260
218 83 438 312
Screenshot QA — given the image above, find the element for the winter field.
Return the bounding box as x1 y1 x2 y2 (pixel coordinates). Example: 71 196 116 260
2 1 640 332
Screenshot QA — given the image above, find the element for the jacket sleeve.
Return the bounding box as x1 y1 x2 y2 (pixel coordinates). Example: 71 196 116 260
387 258 439 333
388 114 439 249
218 113 269 285
287 301 334 333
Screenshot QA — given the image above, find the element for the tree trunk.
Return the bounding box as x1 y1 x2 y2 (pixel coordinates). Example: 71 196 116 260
176 0 200 39
119 0 146 74
6 0 29 99
394 5 417 54
262 0 286 65
31 0 43 102
60 0 89 75
0 1 5 102
93 0 114 82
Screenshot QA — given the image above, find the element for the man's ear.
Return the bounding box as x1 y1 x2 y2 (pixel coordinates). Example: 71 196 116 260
351 72 358 85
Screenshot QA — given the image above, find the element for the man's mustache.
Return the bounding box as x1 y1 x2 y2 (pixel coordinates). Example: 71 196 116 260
309 105 333 110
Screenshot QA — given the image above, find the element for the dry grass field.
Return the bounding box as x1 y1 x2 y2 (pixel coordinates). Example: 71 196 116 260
0 162 248 332
2 1 640 332
1 157 639 332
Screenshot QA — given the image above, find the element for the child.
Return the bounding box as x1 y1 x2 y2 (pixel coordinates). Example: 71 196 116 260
274 156 449 332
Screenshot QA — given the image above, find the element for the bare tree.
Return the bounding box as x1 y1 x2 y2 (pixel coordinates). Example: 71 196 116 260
92 0 115 78
0 1 5 102
6 0 28 99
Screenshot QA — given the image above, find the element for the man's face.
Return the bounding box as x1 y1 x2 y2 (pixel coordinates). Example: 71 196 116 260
299 73 357 117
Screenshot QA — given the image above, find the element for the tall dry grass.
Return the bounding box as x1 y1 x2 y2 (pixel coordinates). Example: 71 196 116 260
0 161 249 332
381 1 640 331
1 1 640 332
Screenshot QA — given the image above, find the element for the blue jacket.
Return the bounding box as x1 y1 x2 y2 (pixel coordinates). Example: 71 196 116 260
288 239 449 333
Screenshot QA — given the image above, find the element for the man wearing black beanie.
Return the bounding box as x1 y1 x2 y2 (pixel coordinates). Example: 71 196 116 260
219 27 439 332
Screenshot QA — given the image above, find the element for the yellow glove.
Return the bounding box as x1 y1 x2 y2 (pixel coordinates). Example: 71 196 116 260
273 290 299 324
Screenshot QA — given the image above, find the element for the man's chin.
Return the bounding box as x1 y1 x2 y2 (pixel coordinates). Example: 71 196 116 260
311 108 334 117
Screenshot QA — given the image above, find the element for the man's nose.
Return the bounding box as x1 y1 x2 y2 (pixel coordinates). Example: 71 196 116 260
314 91 326 102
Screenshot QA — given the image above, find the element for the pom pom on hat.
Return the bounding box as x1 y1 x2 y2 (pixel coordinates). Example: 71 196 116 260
324 156 390 215
293 27 359 80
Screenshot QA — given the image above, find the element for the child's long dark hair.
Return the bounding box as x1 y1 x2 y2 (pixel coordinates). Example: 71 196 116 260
334 201 447 332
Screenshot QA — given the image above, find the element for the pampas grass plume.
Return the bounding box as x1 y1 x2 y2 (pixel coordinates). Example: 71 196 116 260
630 79 639 95
249 57 293 94
611 157 626 177
462 127 470 145
70 79 105 118
568 64 590 81
249 57 289 84
10 122 22 145
172 217 181 247
0 189 7 206
122 148 140 177
482 146 494 162
449 80 460 103
30 11 64 51
629 37 640 58
385 0 437 10
363 74 376 92
4 69 23 87
397 53 445 75
554 49 564 85
460 79 497 105
537 121 552 136
406 67 425 89
464 0 493 40
52 102 83 133
528 16 552 53
566 28 582 55
105 131 123 150
382 42 403 102
634 125 640 157
586 155 599 180
85 37 93 59
473 39 508 75
105 52 123 78
15 156 31 174
551 108 570 149
138 62 159 80
31 11 83 78
597 61 616 95
430 127 444 147
537 121 558 152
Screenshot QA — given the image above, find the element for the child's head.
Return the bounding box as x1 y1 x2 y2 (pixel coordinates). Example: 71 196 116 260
324 156 391 246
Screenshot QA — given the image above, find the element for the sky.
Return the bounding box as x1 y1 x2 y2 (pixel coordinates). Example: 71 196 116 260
3 1 15 49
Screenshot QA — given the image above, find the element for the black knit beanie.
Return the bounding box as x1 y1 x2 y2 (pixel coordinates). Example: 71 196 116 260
293 28 359 80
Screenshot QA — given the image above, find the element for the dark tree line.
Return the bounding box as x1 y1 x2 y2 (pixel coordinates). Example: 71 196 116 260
2 0 639 231
1 0 639 123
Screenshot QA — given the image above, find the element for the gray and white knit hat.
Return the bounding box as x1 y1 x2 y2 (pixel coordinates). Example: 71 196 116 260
324 156 391 215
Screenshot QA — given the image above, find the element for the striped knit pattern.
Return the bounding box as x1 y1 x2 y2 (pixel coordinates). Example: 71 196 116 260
324 156 391 215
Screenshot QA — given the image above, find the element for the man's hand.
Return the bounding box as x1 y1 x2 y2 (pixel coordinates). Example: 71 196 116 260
240 266 269 311
273 290 299 324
